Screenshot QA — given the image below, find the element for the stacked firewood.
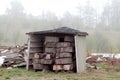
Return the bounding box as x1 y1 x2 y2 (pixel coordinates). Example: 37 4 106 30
33 36 75 72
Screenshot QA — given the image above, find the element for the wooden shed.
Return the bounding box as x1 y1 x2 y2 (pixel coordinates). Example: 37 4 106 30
26 27 88 73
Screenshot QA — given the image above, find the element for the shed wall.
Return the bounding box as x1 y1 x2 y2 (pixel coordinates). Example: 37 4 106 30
75 35 86 73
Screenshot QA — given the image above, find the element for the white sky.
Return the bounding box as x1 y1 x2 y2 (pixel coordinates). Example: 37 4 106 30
0 0 108 17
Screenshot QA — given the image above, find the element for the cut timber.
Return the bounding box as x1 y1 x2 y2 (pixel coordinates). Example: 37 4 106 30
34 59 53 64
45 36 59 42
63 64 73 70
53 65 63 70
30 42 43 47
40 59 53 64
45 42 56 48
45 48 56 53
64 47 73 52
45 54 51 60
59 53 72 58
33 63 43 69
29 53 35 59
56 42 71 48
56 47 73 53
30 47 43 53
33 59 40 64
55 58 73 64
64 36 74 42
55 53 72 58
29 59 33 65
34 53 40 59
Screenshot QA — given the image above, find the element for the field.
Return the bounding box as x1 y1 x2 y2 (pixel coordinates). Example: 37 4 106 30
0 63 120 80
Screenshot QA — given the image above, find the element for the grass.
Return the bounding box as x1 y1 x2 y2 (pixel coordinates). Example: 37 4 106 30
1 63 120 80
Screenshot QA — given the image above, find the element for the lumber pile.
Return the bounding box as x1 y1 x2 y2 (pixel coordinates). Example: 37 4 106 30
33 36 75 72
0 44 27 67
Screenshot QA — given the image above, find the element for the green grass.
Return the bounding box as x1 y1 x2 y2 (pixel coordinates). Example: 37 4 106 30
1 64 120 80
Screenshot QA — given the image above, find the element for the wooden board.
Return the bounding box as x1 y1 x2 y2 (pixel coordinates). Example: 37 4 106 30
59 53 72 58
45 36 59 42
33 59 53 64
45 48 56 53
45 42 56 48
33 63 44 69
64 47 73 52
56 42 71 48
63 64 73 70
64 36 74 42
34 53 40 59
56 47 73 53
55 53 72 58
55 58 73 64
30 42 43 47
53 65 63 70
30 47 43 53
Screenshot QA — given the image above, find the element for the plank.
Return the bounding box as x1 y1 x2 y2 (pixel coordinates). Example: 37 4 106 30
56 42 72 48
45 36 59 42
64 36 74 42
59 53 72 58
45 42 56 48
55 58 73 64
45 48 56 53
56 47 73 53
30 42 43 47
53 65 63 70
29 47 43 53
63 64 73 70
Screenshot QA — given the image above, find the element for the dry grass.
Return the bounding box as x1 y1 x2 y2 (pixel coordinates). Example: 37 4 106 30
0 63 120 80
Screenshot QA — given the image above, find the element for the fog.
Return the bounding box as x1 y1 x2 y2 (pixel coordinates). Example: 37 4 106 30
0 0 120 53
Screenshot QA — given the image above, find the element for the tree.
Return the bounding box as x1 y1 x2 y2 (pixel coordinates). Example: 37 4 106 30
77 0 97 28
6 0 25 17
100 0 120 30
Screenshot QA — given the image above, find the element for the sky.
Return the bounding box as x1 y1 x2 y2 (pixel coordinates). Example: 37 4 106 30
0 0 109 17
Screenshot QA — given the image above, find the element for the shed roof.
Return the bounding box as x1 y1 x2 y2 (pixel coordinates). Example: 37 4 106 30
26 27 88 36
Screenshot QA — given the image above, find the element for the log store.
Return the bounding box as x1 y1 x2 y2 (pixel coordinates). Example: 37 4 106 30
26 27 88 73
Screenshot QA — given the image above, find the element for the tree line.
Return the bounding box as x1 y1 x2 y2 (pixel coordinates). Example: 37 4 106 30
0 0 120 53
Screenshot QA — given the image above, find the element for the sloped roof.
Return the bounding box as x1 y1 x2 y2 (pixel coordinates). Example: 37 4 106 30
26 27 88 36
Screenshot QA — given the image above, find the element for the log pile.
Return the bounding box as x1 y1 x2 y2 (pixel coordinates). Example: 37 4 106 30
33 36 75 72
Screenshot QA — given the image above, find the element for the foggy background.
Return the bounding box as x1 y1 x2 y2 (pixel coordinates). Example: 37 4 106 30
0 0 120 53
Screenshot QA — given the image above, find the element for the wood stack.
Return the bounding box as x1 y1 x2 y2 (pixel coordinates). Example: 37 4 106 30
33 36 75 72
